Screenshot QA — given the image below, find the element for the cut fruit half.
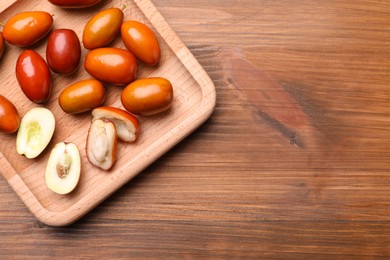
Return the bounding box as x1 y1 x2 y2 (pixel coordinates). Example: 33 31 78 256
86 118 117 170
92 106 139 142
45 142 81 195
16 107 55 159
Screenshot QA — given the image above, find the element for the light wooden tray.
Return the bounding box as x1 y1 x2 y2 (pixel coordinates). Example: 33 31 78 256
0 0 216 226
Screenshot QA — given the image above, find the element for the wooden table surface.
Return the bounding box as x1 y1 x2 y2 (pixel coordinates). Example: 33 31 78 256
1 0 390 258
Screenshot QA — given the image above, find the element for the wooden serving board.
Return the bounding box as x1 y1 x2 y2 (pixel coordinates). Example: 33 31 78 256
0 0 216 226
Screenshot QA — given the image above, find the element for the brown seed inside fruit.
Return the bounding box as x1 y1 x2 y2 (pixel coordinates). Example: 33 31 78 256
56 152 72 179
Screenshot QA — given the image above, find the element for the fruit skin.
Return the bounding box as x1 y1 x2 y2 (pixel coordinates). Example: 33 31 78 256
121 20 161 66
45 142 81 195
16 50 52 103
3 11 53 47
46 29 81 75
16 107 55 159
84 47 137 85
86 118 117 171
0 95 20 134
0 32 5 60
83 8 124 50
92 106 139 142
48 0 102 8
59 79 106 114
121 78 173 116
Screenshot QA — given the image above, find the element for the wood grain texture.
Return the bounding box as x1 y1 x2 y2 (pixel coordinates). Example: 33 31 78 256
1 0 390 258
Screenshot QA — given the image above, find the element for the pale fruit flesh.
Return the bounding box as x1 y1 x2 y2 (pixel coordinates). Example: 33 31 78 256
86 119 117 170
45 142 81 195
16 107 55 159
92 107 139 142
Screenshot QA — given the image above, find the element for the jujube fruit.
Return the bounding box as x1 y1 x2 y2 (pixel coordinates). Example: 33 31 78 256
121 20 161 66
0 32 5 60
0 95 20 134
84 47 137 85
83 8 124 50
121 78 173 116
45 142 81 195
16 107 55 159
92 106 139 142
86 118 117 171
46 29 81 75
3 11 53 47
48 0 103 8
16 50 52 103
59 79 106 114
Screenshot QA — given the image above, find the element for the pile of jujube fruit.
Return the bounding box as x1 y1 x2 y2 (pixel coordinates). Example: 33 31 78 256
0 0 174 195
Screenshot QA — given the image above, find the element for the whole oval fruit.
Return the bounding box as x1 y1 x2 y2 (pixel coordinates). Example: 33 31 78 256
59 79 106 114
3 11 53 47
84 48 137 85
121 20 161 66
16 50 52 103
0 32 4 60
83 8 123 50
0 95 20 133
46 29 81 75
121 78 173 116
48 0 102 8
